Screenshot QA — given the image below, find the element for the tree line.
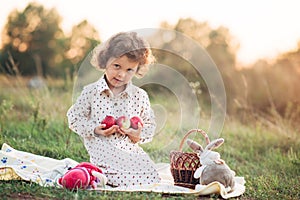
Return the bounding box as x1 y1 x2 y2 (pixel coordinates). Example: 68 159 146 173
0 2 99 78
1 2 299 122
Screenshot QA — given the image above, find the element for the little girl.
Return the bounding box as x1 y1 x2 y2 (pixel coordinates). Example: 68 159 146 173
67 32 161 187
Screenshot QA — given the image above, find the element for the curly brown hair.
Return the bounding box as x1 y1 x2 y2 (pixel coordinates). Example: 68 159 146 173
92 32 155 78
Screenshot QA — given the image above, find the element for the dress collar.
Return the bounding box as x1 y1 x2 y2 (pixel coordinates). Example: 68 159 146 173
96 75 134 97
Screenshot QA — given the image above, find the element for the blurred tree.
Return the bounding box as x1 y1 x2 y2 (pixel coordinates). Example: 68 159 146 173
239 44 300 121
158 18 241 112
206 27 241 111
0 2 66 76
157 18 214 83
266 46 300 113
240 59 272 113
207 27 237 73
65 20 100 74
174 18 211 47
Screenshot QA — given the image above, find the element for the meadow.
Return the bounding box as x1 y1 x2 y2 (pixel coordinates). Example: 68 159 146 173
0 75 299 200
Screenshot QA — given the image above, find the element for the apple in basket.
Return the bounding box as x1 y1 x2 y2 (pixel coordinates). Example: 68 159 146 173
101 115 116 129
130 116 143 129
116 116 131 129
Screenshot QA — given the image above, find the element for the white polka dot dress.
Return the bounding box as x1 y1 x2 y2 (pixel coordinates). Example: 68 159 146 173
67 76 160 187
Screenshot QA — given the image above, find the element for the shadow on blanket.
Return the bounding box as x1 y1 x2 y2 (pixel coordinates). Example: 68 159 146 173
0 143 245 199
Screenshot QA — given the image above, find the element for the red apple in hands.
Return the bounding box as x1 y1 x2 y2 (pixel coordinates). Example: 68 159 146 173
130 116 143 129
116 116 131 129
101 115 116 130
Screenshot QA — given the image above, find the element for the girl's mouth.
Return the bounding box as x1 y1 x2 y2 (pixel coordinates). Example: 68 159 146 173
113 78 123 83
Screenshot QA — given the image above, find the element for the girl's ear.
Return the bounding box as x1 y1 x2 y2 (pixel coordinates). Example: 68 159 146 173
135 65 148 78
187 139 204 153
205 138 224 150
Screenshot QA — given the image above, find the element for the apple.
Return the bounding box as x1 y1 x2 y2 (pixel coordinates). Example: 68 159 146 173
101 115 116 130
130 116 143 129
116 116 131 129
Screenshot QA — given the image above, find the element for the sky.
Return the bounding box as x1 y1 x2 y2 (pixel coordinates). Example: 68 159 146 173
1 0 300 65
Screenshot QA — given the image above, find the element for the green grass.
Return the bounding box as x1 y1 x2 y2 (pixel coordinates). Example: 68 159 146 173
0 75 299 199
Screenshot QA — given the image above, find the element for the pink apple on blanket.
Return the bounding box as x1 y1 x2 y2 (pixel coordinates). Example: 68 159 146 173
116 116 131 129
101 115 116 130
58 162 107 190
130 116 143 129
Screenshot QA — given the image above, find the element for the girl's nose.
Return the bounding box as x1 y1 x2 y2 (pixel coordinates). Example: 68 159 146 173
117 70 125 78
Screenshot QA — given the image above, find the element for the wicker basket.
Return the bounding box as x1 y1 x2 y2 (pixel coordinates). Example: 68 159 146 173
170 129 210 189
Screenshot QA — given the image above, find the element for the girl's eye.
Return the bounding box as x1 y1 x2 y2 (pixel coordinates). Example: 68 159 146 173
127 68 134 72
114 64 120 69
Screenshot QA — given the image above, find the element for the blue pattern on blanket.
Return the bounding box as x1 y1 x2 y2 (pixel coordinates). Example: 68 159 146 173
0 143 78 187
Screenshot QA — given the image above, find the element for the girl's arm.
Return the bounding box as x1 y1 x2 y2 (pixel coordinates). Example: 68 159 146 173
138 91 156 144
66 85 98 138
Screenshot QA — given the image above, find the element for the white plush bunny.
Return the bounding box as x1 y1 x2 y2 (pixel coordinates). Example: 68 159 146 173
187 138 236 192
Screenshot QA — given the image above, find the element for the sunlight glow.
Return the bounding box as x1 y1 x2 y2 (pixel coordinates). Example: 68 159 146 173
1 0 300 65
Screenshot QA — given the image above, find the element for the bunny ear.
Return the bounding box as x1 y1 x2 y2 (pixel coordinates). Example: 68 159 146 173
186 139 204 153
205 138 224 150
194 165 206 178
91 170 108 186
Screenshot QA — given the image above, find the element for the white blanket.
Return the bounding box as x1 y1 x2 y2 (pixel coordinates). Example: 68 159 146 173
0 143 245 199
0 143 78 186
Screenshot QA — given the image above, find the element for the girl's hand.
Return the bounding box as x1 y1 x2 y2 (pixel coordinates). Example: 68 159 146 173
119 122 143 143
94 124 119 136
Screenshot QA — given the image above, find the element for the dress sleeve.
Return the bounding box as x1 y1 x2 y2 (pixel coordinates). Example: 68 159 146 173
139 91 156 144
66 86 98 138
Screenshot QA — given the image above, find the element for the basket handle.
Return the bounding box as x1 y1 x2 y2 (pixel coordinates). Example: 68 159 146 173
178 129 210 151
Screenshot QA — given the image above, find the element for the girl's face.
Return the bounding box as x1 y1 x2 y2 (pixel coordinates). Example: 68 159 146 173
105 55 139 93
